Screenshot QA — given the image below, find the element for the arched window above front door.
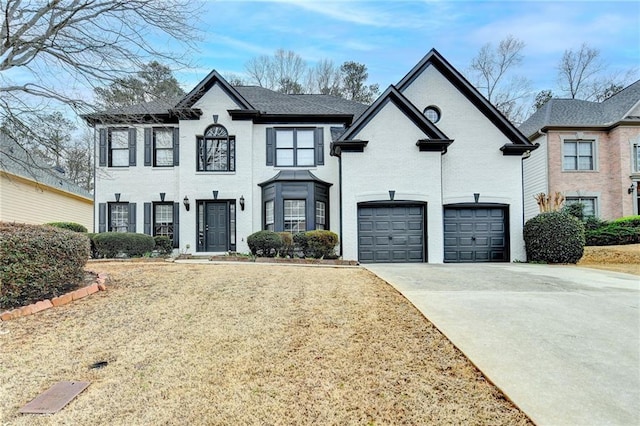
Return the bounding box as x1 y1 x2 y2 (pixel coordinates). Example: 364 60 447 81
197 124 235 171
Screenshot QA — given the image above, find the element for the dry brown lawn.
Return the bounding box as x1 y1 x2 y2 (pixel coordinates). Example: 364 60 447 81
578 243 640 275
0 262 531 425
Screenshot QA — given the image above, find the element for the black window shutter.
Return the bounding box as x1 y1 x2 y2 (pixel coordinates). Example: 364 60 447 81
173 128 180 166
173 202 180 248
315 127 324 165
98 203 106 232
99 129 107 167
128 128 137 166
128 203 136 232
144 202 152 235
144 128 152 166
266 128 275 166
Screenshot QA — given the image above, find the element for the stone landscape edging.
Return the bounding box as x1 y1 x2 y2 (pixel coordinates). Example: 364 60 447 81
0 272 108 322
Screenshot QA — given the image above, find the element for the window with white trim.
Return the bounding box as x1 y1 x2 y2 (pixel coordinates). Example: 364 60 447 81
153 128 174 167
633 144 640 173
284 200 306 233
565 197 597 217
109 129 129 167
563 140 594 171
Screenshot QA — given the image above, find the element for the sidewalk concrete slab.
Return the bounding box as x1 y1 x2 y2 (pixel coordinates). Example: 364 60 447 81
365 263 640 426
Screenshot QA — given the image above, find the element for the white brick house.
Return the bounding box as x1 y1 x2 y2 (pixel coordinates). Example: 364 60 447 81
85 49 536 263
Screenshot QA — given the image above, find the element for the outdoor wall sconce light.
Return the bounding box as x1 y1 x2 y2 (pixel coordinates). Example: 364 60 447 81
212 190 219 200
114 193 121 202
239 195 245 211
183 196 190 211
159 192 166 202
474 193 480 203
629 183 636 194
389 190 395 201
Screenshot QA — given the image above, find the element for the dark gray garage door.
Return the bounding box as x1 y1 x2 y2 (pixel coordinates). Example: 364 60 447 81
443 207 508 262
358 204 425 263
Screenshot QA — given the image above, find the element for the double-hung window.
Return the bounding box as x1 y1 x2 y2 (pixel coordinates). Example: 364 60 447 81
153 128 174 167
276 129 315 166
266 127 323 167
109 203 129 232
565 197 597 217
315 201 326 230
197 124 235 171
563 140 594 171
265 200 275 231
284 200 306 233
109 129 130 167
154 203 174 240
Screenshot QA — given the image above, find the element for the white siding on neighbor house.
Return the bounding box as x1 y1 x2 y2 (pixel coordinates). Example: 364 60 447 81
340 100 444 262
1 172 93 229
400 66 528 261
523 134 548 220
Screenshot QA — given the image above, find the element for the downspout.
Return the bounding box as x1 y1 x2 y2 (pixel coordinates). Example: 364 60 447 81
92 126 97 233
338 153 343 258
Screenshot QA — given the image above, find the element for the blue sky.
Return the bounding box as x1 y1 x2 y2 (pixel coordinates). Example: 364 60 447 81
180 0 640 97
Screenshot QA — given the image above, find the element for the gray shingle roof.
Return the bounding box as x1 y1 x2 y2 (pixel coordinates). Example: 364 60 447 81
519 80 640 138
88 86 367 120
0 133 92 199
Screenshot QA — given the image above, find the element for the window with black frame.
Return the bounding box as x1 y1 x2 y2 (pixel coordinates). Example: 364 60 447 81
197 124 235 171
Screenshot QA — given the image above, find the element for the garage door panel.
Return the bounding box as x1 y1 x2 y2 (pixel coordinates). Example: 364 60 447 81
358 205 425 263
444 207 508 263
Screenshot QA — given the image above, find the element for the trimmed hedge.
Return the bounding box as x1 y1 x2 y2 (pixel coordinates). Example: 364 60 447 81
277 232 294 257
0 222 90 309
296 230 339 259
92 232 155 258
154 236 173 255
46 222 88 233
582 215 640 246
524 212 585 263
247 231 283 257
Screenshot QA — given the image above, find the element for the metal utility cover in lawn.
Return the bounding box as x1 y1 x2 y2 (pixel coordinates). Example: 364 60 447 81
20 381 90 414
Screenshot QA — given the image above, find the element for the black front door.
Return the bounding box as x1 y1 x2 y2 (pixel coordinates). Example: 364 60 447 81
205 202 228 252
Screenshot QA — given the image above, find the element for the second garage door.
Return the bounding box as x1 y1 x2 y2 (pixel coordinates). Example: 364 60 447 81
358 204 425 263
443 206 508 262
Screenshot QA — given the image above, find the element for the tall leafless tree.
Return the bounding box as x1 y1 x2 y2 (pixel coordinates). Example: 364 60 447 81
469 35 531 123
0 0 200 175
556 43 606 100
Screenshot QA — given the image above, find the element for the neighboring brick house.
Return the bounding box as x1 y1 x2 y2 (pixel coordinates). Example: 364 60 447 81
0 134 93 229
520 81 640 220
84 49 536 263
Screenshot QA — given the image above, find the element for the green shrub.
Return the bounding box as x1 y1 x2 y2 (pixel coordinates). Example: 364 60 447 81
45 222 88 233
585 223 640 246
561 203 584 221
247 231 283 257
296 230 339 259
0 222 90 309
293 232 309 256
92 232 155 258
524 212 585 263
154 236 173 255
277 232 294 257
583 216 607 231
612 215 640 228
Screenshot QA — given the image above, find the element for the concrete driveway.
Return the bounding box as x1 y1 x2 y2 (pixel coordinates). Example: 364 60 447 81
364 263 639 426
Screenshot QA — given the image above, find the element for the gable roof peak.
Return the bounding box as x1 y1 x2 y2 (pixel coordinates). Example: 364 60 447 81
175 69 253 110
